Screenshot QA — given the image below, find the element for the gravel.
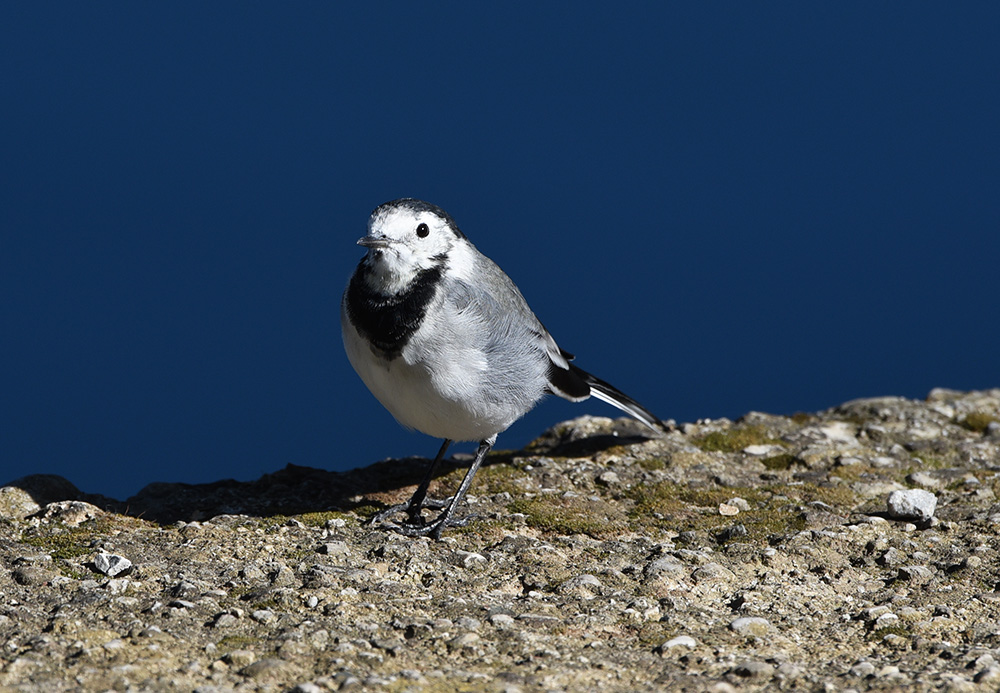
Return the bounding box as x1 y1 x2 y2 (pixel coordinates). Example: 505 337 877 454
1 387 999 691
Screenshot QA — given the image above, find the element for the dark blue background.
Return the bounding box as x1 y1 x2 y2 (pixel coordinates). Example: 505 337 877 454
3 4 998 499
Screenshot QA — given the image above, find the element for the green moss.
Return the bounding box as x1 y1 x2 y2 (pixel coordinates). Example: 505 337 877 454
20 515 153 561
790 412 814 425
636 457 667 471
766 481 857 508
296 511 356 527
957 411 998 433
761 453 801 471
829 464 872 481
693 425 783 453
910 451 954 469
869 625 912 641
624 478 854 542
507 495 628 539
471 458 531 495
216 635 263 652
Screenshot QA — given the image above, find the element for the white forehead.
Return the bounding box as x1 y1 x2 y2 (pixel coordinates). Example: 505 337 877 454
369 206 447 238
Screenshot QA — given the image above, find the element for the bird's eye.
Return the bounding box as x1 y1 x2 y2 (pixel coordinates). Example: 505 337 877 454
416 223 429 238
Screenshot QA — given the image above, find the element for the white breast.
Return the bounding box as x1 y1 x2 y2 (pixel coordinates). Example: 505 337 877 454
341 299 532 442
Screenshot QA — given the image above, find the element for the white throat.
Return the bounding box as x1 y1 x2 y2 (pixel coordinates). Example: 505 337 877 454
364 248 429 295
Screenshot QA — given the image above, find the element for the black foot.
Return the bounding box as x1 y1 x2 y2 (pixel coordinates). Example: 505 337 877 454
379 512 479 540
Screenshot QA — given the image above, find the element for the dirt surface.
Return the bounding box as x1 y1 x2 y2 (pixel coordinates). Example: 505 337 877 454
2 388 1000 692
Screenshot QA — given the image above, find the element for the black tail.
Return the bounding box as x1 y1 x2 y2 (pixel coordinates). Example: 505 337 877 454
547 354 668 435
574 365 669 434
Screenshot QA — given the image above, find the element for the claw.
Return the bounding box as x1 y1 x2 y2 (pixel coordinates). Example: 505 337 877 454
368 497 451 526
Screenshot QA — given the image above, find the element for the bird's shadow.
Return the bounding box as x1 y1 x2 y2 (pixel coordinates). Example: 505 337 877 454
6 433 649 525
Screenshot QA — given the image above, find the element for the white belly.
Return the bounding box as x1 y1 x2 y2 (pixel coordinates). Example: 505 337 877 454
341 309 527 442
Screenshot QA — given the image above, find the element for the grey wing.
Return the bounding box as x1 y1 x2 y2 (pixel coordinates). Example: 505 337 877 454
449 254 592 402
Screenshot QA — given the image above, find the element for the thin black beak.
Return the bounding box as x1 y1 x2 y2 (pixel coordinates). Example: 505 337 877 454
357 235 390 249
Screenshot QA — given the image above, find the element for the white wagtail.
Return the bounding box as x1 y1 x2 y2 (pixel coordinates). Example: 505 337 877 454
342 198 668 538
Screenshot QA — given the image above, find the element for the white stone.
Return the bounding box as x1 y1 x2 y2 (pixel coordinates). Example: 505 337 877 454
94 552 132 578
887 489 937 521
730 617 770 636
661 635 697 650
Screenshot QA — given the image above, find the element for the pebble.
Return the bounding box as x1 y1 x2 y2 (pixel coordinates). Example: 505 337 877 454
241 658 292 681
743 444 780 456
851 661 876 677
692 562 736 584
290 684 324 693
730 617 770 637
906 471 943 489
92 552 132 578
212 613 239 628
716 524 747 542
597 471 620 486
318 541 349 555
448 632 480 652
887 489 937 521
560 574 602 597
489 614 515 628
898 565 935 583
0 486 41 520
223 649 256 667
975 666 1000 684
878 547 906 567
733 660 773 680
659 635 697 651
251 609 276 624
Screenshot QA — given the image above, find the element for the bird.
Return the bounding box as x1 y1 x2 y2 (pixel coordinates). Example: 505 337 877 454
341 198 668 538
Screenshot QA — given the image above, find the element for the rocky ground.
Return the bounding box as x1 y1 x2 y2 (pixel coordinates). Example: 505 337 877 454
2 388 1000 692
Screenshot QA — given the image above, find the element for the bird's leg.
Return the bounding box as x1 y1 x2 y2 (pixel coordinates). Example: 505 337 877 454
369 439 452 525
393 437 494 540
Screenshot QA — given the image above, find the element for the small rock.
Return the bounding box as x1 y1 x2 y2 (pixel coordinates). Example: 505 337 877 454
733 660 773 680
716 524 747 543
489 614 515 628
455 616 481 631
658 635 697 652
40 500 101 527
877 547 906 567
318 541 349 555
963 555 983 569
887 489 937 521
775 662 803 681
290 684 324 693
448 632 480 652
645 557 687 580
241 658 292 681
12 566 57 586
744 444 780 456
898 565 935 583
251 610 276 624
727 497 751 511
851 661 876 678
874 612 899 628
906 471 943 489
94 552 133 578
560 573 602 597
692 562 737 583
212 613 239 628
455 550 487 568
597 471 620 486
730 617 770 637
223 649 256 667
976 666 1000 684
719 503 740 516
0 486 42 520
